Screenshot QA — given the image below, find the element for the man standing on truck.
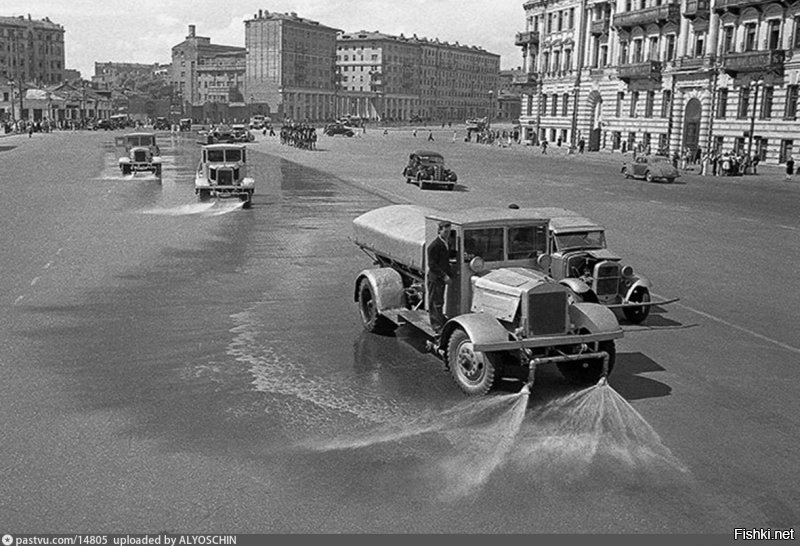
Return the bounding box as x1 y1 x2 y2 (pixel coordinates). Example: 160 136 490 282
427 221 453 335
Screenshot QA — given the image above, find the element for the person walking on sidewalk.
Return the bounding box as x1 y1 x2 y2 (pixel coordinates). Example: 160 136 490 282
785 156 795 181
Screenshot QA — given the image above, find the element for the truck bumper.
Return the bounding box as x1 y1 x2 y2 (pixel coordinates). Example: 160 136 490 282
472 328 623 352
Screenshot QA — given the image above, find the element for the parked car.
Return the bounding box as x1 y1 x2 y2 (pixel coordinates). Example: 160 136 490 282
115 132 163 177
402 150 458 190
194 144 255 208
179 118 193 132
353 204 623 395
528 208 678 324
323 123 355 137
621 154 679 183
249 115 269 130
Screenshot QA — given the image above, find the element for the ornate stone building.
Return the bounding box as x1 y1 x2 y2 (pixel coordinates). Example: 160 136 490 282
515 0 800 164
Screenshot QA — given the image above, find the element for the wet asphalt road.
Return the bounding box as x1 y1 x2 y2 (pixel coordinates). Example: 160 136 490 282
0 129 798 533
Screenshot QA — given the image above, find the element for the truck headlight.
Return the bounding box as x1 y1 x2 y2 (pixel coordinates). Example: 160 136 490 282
621 265 634 278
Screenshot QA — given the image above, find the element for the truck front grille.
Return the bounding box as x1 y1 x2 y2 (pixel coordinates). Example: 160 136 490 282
134 150 147 162
217 169 233 185
527 285 568 336
593 261 620 298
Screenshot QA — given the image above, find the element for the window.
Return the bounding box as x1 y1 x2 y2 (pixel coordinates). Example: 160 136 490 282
569 8 575 29
786 85 798 119
547 14 553 33
551 94 558 116
562 93 569 116
794 16 800 49
768 20 781 50
564 49 572 71
661 89 672 118
464 228 504 262
714 136 724 153
619 42 629 65
541 93 548 115
760 86 773 119
723 26 735 53
744 23 756 51
633 39 643 63
558 11 563 31
645 90 655 118
649 37 659 61
716 88 728 118
630 90 639 117
666 34 676 60
508 225 547 260
658 133 668 153
756 138 768 162
600 45 608 67
780 139 793 163
627 132 636 151
737 87 750 119
695 32 706 57
616 91 624 117
612 131 621 150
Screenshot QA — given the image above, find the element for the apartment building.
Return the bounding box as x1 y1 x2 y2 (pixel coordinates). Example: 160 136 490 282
515 0 800 164
171 25 245 113
336 31 500 122
0 14 64 85
93 62 170 90
245 10 340 121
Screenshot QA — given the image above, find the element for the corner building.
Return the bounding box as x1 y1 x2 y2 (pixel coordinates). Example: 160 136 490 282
245 10 340 121
515 0 800 165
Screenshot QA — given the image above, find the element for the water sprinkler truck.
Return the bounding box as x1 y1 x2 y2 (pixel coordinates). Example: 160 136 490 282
353 205 625 396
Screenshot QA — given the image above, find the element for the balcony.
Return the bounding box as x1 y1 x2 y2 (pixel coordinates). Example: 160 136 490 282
515 31 540 47
714 0 779 12
684 0 709 19
511 72 540 87
722 49 785 76
590 19 610 36
618 60 662 82
612 3 680 29
673 55 716 71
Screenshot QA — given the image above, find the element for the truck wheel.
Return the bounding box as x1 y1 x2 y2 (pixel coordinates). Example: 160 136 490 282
121 164 131 175
447 329 496 395
358 279 390 334
198 189 211 201
154 165 162 177
623 287 651 324
557 340 616 385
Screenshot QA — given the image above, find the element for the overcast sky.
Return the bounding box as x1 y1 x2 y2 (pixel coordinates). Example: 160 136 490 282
9 1 527 78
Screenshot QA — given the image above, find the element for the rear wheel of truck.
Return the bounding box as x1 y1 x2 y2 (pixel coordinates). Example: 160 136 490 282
447 329 496 395
358 279 391 334
557 340 616 385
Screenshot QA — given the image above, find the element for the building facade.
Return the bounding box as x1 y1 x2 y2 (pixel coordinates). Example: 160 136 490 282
515 0 800 164
336 31 500 122
171 25 246 119
93 61 170 90
245 10 340 121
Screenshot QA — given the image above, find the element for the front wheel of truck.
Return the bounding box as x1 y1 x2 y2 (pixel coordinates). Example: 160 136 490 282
447 329 496 395
357 279 391 334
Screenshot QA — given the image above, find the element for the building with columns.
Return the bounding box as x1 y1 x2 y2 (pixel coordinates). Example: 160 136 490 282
515 0 800 165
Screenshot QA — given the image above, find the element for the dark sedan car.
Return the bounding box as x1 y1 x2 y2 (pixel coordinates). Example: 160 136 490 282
323 123 355 137
403 150 458 190
621 154 680 183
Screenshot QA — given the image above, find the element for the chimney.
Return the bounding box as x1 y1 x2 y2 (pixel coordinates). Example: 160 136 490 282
188 25 196 37
258 9 262 18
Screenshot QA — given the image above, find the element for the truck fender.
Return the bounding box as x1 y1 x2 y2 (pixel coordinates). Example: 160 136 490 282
354 268 405 312
118 157 131 165
441 313 509 351
559 278 592 297
623 276 651 301
568 302 620 334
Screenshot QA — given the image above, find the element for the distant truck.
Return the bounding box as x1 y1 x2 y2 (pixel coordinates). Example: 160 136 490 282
115 132 163 177
353 205 623 395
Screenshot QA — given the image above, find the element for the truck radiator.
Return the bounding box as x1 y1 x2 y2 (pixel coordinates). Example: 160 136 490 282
527 286 569 336
134 150 147 162
593 261 621 299
217 169 233 185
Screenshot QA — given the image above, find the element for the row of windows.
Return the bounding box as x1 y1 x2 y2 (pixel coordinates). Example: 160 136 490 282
716 85 799 120
528 7 576 34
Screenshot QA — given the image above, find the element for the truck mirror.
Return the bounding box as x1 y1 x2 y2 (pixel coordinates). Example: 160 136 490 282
537 254 551 271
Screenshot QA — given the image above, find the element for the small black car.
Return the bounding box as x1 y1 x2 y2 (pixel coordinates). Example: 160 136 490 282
403 150 458 190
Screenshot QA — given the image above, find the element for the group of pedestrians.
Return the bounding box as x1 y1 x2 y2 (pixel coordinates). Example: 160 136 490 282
279 123 317 150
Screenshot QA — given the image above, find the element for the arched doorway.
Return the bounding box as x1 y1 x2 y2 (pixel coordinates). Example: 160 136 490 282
682 98 701 154
587 91 603 151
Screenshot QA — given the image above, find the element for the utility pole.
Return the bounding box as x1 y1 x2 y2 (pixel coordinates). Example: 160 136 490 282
569 0 589 154
746 77 763 160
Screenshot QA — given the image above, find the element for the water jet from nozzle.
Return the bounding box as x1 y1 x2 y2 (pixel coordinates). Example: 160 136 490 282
596 376 608 387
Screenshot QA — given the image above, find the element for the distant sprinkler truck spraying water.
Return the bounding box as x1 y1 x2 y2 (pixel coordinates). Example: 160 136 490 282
353 205 624 395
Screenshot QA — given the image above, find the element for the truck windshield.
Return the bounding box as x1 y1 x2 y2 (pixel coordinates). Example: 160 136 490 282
464 228 504 261
508 225 548 259
554 231 607 251
207 149 243 162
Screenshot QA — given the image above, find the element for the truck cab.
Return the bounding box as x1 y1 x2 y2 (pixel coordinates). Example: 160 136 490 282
353 205 623 395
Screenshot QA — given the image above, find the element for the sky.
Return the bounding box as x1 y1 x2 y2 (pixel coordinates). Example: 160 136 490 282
8 0 527 79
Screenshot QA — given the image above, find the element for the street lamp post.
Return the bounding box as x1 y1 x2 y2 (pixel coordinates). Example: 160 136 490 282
487 90 493 128
8 80 16 121
569 0 589 154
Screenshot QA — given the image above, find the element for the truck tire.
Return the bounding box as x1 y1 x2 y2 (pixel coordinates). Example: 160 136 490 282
623 287 651 324
198 189 211 201
447 328 496 395
557 340 616 385
240 192 252 209
357 278 391 334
